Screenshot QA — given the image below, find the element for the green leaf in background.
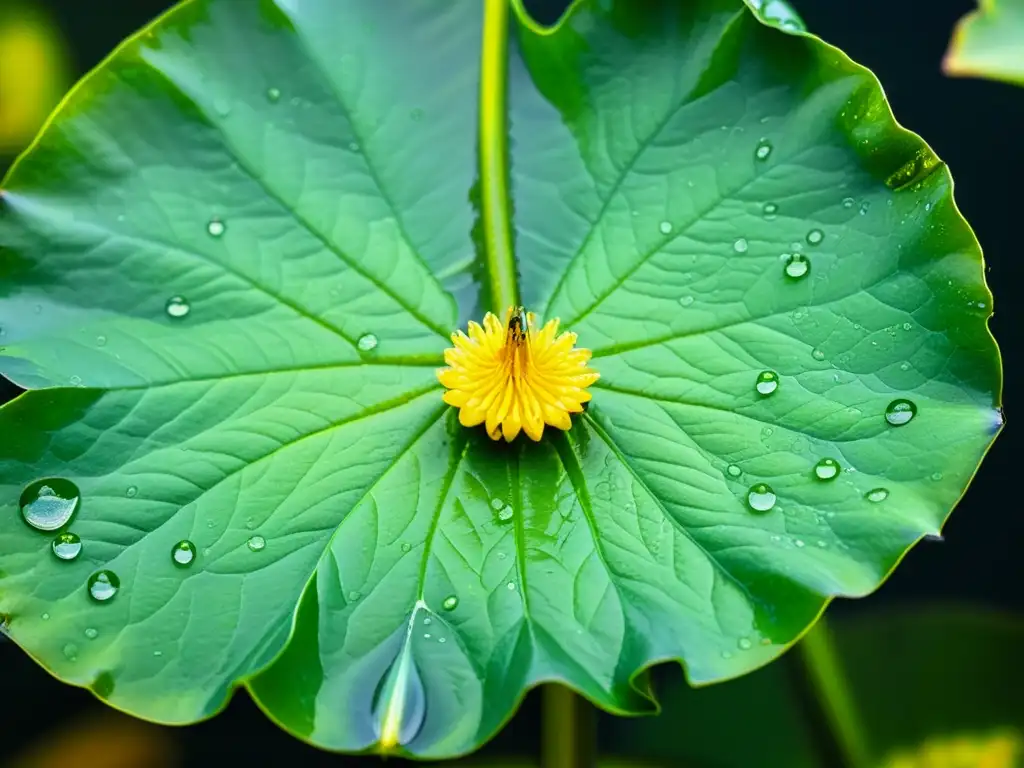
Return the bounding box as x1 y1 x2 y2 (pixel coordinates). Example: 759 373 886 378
0 0 1001 758
944 0 1024 86
601 609 1024 768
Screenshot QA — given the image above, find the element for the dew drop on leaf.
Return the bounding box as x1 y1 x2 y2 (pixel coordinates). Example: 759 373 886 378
96 335 107 346
762 202 778 219
442 595 458 611
755 370 779 396
865 488 889 503
126 486 137 498
357 333 379 352
165 296 190 319
84 627 98 640
811 349 826 362
206 217 226 237
885 398 917 426
247 535 266 552
806 229 823 245
784 253 810 279
726 464 742 478
678 295 694 307
52 532 82 561
738 637 752 650
658 221 672 235
63 643 78 661
20 478 80 532
755 138 772 160
814 458 840 481
842 197 855 209
746 483 777 513
87 570 120 603
733 237 748 253
266 87 281 103
171 540 197 568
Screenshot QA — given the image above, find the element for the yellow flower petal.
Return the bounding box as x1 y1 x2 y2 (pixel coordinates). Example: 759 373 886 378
436 306 599 442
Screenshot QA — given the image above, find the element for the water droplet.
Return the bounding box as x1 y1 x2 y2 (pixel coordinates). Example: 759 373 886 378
87 570 120 602
784 253 810 279
423 632 431 639
806 229 824 245
755 370 779 396
266 87 281 102
96 335 107 347
372 646 426 748
490 498 505 511
738 637 753 651
885 398 917 426
733 237 749 253
63 643 79 661
814 458 840 481
19 479 80 532
755 138 773 161
679 295 694 307
794 539 806 548
126 486 137 498
442 595 458 611
726 464 742 478
865 488 889 503
207 218 225 237
438 636 446 643
349 590 362 601
930 472 943 482
348 141 360 152
422 617 432 626
842 197 855 209
41 613 50 621
84 627 98 640
171 540 196 568
746 483 777 513
165 296 190 319
811 349 826 362
247 535 266 552
153 650 163 657
659 221 672 235
400 542 412 553
859 201 870 215
497 506 513 523
357 333 378 352
69 375 82 387
902 322 912 331
52 532 82 561
721 650 733 659
816 540 828 548
762 202 778 219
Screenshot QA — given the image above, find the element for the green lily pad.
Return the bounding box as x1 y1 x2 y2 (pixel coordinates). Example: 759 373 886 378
945 0 1024 86
0 0 1001 759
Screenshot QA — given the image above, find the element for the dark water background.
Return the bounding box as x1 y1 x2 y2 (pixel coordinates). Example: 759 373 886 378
1 0 1020 764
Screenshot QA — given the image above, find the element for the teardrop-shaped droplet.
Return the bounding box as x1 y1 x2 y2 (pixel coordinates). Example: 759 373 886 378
746 483 777 513
20 478 80 532
442 595 458 611
171 540 197 568
207 218 226 237
755 370 779 396
52 532 82 561
755 138 773 161
357 333 378 352
884 398 917 426
865 488 889 503
87 570 120 603
733 237 748 253
372 645 426 749
247 535 266 552
784 253 810 279
165 296 190 319
814 458 840 481
806 229 824 245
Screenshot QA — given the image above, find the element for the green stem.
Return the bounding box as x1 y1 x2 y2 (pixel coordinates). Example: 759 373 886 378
798 616 873 768
479 0 518 313
541 684 597 768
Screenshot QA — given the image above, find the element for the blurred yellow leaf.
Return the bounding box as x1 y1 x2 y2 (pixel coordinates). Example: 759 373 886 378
0 3 70 155
880 729 1023 768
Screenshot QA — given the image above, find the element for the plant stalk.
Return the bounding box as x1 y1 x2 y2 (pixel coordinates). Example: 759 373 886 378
798 616 873 768
479 0 518 313
541 684 597 768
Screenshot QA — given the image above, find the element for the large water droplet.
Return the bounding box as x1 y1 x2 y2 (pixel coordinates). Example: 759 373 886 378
658 220 672 235
87 570 120 602
755 138 773 161
885 398 917 426
806 229 824 245
357 333 378 352
207 218 226 237
733 237 749 253
165 296 190 319
171 540 196 568
372 645 426 748
247 535 266 552
784 253 810 279
442 595 458 611
755 370 779 396
497 506 513 523
865 488 889 503
20 479 80 532
746 483 777 513
52 532 82 561
814 458 840 481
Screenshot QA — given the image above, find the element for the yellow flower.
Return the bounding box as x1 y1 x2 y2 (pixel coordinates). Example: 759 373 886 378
437 306 599 442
